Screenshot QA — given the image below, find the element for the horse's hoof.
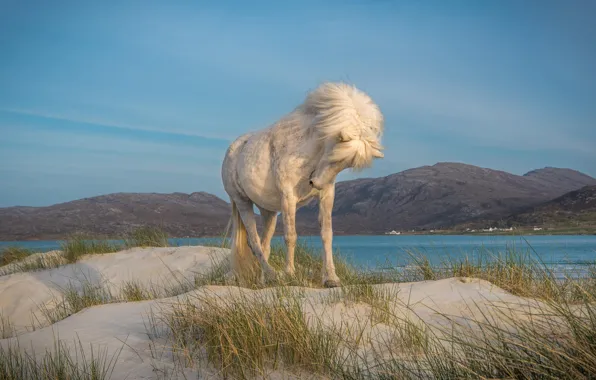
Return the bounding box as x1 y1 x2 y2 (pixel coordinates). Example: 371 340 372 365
223 270 236 284
324 279 341 288
264 269 280 284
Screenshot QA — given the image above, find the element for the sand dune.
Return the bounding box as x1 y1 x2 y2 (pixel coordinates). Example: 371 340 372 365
0 246 569 379
0 246 227 335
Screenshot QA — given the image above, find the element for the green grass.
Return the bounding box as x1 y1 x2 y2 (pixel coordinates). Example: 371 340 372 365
120 279 154 302
61 234 121 263
1 226 173 276
162 288 342 378
0 313 14 340
152 271 596 380
0 247 34 266
124 226 169 248
48 226 171 266
5 236 596 379
325 283 400 325
0 248 66 276
0 335 122 380
136 241 596 379
399 247 596 303
36 249 227 328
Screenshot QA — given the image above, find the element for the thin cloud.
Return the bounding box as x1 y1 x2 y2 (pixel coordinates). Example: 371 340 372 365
0 107 236 142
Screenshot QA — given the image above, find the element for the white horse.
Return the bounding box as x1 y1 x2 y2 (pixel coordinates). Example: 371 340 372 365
221 82 384 287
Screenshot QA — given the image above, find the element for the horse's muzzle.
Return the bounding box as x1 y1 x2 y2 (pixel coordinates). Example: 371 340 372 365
308 171 319 189
309 178 323 190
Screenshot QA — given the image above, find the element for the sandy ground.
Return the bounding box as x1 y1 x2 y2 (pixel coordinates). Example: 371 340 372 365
0 246 227 335
0 246 552 379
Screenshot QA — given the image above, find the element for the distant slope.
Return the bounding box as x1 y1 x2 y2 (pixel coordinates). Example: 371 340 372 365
454 185 596 231
296 163 596 234
506 185 596 227
1 163 595 240
0 192 231 240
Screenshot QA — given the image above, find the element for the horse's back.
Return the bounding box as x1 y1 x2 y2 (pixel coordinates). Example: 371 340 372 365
222 130 282 210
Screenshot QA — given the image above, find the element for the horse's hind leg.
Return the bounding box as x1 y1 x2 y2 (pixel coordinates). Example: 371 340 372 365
235 200 278 281
258 207 277 262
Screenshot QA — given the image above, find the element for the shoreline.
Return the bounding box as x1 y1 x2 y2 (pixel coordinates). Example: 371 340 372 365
2 230 595 243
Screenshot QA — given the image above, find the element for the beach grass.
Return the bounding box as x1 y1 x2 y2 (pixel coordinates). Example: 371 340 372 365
4 237 596 378
161 287 342 378
0 226 173 275
60 226 171 264
0 335 122 380
152 266 596 379
0 247 65 276
124 225 169 248
0 246 34 266
400 247 596 303
140 241 596 379
61 234 120 263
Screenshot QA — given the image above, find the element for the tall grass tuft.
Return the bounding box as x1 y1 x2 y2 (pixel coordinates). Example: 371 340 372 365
0 250 66 276
125 226 169 248
163 288 342 378
61 234 120 263
39 279 116 326
0 313 14 339
193 250 230 287
138 242 596 379
120 280 154 302
264 241 365 288
0 336 122 380
401 247 596 303
0 246 34 266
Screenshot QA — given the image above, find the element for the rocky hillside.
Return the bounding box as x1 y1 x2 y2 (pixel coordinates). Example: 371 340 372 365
1 163 595 240
454 185 596 231
506 185 596 227
0 192 230 240
296 163 596 234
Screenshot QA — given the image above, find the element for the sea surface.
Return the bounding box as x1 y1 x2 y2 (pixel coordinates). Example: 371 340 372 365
2 235 595 275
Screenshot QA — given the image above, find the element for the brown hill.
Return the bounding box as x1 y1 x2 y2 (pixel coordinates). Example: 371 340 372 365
506 185 596 228
0 192 230 240
296 163 596 234
1 163 594 240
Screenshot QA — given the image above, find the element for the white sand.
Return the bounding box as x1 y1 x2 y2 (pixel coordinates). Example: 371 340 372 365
0 246 552 379
0 246 227 335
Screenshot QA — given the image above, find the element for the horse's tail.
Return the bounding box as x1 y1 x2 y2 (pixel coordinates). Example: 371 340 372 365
229 201 259 283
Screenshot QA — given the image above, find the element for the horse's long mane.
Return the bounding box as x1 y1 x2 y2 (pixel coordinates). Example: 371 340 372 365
301 82 384 170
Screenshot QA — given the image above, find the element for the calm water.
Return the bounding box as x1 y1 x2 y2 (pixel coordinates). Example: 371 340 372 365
2 235 595 272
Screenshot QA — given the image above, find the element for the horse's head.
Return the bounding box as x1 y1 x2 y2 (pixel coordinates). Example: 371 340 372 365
309 130 384 190
306 82 384 190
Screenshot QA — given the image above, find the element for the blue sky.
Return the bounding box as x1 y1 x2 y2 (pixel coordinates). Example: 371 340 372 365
1 0 595 207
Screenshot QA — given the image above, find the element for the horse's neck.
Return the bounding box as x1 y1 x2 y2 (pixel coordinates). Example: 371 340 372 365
277 113 325 160
296 127 325 163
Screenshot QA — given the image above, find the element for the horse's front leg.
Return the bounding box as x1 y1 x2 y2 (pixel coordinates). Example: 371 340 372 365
319 186 340 288
281 194 297 276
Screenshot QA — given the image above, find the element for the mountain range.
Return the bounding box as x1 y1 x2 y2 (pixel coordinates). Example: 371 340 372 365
296 163 596 234
1 163 595 240
0 192 230 241
455 184 596 231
